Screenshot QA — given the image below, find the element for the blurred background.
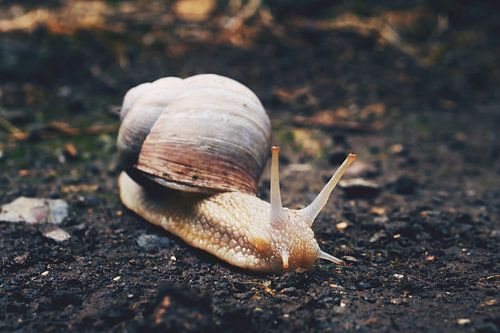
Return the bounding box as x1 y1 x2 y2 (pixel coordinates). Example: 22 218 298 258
0 0 499 186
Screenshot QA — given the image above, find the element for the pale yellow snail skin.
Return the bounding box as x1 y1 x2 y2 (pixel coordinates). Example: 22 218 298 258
119 149 356 272
119 147 356 273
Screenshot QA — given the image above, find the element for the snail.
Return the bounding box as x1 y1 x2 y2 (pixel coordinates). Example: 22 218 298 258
117 74 356 273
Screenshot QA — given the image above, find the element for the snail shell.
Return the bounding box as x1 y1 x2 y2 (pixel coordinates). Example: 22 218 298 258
117 74 356 272
117 74 271 194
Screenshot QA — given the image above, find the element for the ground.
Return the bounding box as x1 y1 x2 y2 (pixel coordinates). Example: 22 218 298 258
0 1 499 332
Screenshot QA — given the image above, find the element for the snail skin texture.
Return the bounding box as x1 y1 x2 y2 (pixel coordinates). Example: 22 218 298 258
117 74 357 273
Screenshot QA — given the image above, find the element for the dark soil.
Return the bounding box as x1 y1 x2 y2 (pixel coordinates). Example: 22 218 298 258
1 1 499 332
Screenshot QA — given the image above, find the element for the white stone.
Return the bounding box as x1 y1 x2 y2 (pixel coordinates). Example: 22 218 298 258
0 197 68 224
43 228 71 242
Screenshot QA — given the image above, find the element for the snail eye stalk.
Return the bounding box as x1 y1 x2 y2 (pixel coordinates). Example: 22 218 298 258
270 146 284 221
281 250 289 269
300 154 357 226
318 249 346 265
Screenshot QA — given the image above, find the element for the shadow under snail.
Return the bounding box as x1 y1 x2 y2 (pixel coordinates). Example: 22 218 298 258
117 74 356 273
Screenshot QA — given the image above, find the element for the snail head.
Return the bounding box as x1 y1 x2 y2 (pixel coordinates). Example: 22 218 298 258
267 146 356 272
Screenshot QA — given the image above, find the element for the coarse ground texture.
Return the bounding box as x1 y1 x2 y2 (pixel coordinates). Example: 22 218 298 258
0 1 499 332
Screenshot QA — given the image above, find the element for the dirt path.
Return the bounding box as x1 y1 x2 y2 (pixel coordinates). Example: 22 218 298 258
1 1 499 332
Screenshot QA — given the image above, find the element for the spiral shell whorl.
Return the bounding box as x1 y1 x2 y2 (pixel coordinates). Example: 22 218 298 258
117 74 271 194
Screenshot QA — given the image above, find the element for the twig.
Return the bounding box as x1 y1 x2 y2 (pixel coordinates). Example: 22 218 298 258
293 13 419 60
224 0 262 32
0 114 28 140
292 115 381 133
6 121 118 141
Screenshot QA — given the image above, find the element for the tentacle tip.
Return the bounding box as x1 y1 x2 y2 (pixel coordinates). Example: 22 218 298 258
348 153 357 161
318 250 345 266
281 251 289 270
272 146 280 153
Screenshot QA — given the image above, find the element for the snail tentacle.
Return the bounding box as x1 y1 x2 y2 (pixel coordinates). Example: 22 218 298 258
318 249 346 266
300 153 357 226
270 146 284 222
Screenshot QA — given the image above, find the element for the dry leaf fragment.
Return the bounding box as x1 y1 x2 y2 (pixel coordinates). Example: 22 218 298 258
43 227 71 242
336 221 349 232
480 299 497 307
174 0 216 22
64 143 78 158
389 144 404 154
155 296 172 324
61 184 99 193
457 318 471 325
425 255 436 263
360 103 386 118
370 207 387 215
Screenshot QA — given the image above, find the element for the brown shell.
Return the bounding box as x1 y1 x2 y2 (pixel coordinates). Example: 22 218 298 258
117 74 271 195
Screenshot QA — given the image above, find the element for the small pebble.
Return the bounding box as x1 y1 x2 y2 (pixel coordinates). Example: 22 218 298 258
43 228 71 242
373 215 389 224
113 276 121 282
393 274 404 279
329 283 340 289
41 271 49 276
0 197 68 224
357 282 371 290
137 234 171 250
343 256 358 263
457 318 471 325
339 178 380 199
13 253 29 265
280 287 297 295
332 305 346 315
370 230 387 243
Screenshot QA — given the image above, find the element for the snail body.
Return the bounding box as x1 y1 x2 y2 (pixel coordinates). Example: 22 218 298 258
117 74 356 272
